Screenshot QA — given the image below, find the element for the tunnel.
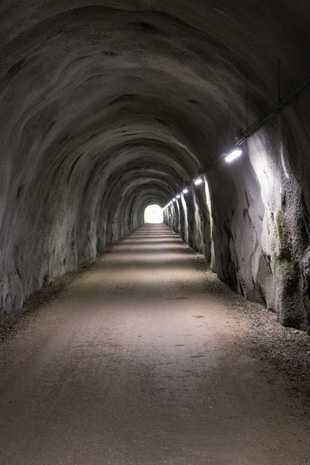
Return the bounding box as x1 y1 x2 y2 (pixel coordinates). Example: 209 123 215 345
1 0 310 330
1 3 310 463
1 1 310 331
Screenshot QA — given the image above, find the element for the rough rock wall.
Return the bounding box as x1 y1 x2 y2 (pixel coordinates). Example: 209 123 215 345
165 101 310 332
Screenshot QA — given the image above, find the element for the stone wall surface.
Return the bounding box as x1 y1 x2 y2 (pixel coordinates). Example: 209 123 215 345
0 1 309 330
165 108 310 331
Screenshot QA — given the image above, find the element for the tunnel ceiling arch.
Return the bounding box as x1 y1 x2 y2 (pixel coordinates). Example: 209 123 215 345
2 1 309 222
1 1 310 323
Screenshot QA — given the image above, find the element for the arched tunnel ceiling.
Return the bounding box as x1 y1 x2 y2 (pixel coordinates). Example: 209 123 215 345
0 0 309 222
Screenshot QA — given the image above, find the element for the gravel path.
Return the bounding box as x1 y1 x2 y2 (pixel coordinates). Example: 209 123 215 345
0 224 309 465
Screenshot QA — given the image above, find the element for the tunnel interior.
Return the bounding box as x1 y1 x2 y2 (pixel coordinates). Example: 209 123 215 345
0 1 310 332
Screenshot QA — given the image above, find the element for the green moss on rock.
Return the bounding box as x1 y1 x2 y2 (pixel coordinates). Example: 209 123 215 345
275 258 298 290
276 211 291 260
274 257 301 327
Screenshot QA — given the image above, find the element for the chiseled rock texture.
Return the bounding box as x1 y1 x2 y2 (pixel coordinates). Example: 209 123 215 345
0 1 309 331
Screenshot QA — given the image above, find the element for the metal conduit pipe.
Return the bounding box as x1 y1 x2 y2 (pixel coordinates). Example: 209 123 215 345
197 73 310 177
236 73 310 147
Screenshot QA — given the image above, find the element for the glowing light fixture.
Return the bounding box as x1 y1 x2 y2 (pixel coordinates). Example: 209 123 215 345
194 178 203 186
225 148 242 163
176 194 181 199
183 188 189 194
173 198 176 202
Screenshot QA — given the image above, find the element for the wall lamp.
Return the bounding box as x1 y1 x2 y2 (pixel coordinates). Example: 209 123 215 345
225 148 243 163
194 178 203 186
183 188 189 194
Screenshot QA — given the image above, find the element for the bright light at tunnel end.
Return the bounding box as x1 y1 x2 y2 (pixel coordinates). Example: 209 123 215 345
225 148 243 163
144 205 163 223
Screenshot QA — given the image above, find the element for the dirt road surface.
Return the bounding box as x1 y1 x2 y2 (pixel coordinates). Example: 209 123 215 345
0 224 309 465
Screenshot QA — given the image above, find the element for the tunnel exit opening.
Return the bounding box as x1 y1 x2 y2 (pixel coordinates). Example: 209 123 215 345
144 205 163 224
